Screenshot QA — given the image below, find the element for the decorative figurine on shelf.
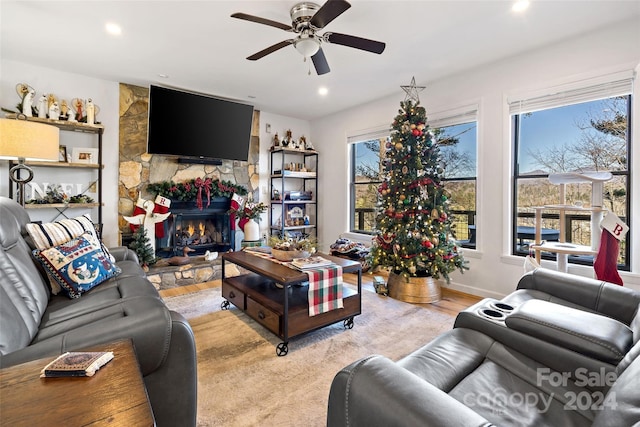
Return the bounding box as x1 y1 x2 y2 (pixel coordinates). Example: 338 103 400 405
37 94 48 118
304 136 315 150
298 136 307 151
282 129 293 147
272 132 280 147
72 98 85 122
22 89 35 117
48 102 60 120
47 94 57 111
60 100 70 120
86 98 95 125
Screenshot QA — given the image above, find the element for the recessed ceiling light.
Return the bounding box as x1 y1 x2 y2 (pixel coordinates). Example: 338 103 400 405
105 22 122 36
318 87 328 96
512 0 530 13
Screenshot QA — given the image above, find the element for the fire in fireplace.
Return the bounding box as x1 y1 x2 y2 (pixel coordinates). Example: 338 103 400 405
155 199 235 257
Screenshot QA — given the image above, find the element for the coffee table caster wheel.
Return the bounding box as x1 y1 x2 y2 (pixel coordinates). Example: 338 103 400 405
343 317 354 329
276 342 289 357
221 300 230 310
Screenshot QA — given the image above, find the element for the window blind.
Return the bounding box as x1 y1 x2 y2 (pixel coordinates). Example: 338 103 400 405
347 126 390 144
509 70 634 115
428 104 478 129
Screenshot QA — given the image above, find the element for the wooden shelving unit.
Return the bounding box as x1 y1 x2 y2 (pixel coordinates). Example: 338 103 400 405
5 115 104 223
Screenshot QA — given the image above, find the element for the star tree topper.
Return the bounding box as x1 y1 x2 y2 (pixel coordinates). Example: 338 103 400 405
401 76 426 103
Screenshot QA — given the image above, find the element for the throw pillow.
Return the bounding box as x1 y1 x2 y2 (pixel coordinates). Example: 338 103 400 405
33 232 121 299
26 215 115 294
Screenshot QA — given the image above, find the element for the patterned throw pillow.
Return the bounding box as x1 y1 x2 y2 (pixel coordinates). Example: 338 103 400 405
26 215 115 294
33 233 121 299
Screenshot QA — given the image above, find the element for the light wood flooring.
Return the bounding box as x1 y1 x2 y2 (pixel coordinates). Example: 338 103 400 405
159 272 481 316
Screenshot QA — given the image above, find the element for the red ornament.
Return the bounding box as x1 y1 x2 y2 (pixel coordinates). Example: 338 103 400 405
412 129 421 137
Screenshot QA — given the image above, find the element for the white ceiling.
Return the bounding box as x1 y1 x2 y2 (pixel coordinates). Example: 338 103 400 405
2 1 639 120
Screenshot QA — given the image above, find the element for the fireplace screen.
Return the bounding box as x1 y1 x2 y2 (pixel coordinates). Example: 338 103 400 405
157 212 233 256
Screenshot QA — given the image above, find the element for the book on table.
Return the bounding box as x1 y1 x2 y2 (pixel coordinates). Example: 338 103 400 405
41 351 114 378
290 256 335 270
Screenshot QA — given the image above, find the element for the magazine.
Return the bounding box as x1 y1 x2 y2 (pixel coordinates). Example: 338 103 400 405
290 256 335 270
41 351 114 378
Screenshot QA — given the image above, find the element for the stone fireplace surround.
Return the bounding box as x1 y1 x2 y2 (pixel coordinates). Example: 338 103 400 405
117 83 259 289
117 83 259 249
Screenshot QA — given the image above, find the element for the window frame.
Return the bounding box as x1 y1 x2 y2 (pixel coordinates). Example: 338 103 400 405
510 90 632 271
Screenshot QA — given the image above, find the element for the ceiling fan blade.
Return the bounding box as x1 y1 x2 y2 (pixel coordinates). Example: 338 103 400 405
325 32 386 54
231 12 293 31
247 40 293 61
312 48 330 75
310 0 351 29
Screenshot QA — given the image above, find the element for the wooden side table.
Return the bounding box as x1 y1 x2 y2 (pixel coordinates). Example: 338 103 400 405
0 340 155 426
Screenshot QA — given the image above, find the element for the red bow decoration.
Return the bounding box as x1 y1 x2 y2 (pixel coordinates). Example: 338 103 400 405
194 177 212 210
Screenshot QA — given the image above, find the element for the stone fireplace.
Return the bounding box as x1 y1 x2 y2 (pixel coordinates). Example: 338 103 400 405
117 83 260 257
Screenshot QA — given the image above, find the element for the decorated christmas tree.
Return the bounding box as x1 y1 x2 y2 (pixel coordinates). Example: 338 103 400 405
370 78 467 283
129 226 157 268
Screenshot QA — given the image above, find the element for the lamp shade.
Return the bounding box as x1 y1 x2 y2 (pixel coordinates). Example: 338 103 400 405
0 118 59 161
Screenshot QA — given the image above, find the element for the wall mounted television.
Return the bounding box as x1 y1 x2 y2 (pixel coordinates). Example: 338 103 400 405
147 85 254 163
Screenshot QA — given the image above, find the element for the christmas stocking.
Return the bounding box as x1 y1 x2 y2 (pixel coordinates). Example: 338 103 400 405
229 193 245 230
594 229 623 286
153 195 171 238
129 198 146 232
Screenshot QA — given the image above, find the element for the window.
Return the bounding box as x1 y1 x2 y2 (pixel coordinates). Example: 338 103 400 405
430 105 478 248
511 74 632 270
349 132 388 233
348 105 478 238
435 121 478 247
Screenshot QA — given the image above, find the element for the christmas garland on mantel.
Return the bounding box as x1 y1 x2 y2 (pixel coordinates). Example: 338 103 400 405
147 178 247 204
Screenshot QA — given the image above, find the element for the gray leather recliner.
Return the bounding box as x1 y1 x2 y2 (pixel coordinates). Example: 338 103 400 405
0 196 197 426
328 269 640 426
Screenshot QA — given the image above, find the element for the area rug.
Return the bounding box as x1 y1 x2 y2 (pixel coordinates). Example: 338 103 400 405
164 287 456 427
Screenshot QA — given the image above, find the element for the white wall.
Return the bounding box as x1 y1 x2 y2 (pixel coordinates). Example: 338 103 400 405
1 59 120 247
311 19 640 296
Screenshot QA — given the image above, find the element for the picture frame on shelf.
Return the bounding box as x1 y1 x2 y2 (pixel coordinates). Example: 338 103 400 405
58 145 68 162
72 147 98 164
285 204 305 227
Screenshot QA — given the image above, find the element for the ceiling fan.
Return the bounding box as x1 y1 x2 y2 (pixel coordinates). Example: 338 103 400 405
231 0 386 75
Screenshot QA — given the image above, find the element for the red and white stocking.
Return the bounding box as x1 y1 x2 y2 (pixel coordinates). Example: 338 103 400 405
594 229 623 286
153 195 171 238
129 198 146 232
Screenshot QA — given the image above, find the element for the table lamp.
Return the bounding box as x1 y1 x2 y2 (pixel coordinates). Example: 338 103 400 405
0 118 60 206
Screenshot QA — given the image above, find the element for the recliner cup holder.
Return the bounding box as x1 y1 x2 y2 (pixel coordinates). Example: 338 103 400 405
489 302 514 313
477 308 507 321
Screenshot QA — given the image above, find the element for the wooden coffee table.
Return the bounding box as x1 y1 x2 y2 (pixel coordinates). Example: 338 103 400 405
0 339 155 426
221 251 362 356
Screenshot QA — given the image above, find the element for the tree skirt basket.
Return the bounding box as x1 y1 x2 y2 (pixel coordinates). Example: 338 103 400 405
387 271 442 303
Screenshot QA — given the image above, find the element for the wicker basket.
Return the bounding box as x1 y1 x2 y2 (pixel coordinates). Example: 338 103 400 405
271 249 310 262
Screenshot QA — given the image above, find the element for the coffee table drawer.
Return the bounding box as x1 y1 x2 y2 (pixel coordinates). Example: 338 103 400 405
247 297 280 334
222 281 246 310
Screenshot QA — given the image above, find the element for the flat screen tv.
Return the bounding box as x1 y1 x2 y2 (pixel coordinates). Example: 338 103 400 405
147 85 254 162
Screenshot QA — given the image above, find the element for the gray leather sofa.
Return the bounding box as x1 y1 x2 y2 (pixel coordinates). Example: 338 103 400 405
0 197 197 426
328 268 640 426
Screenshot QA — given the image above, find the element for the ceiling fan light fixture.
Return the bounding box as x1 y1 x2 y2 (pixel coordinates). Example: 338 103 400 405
294 37 320 58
